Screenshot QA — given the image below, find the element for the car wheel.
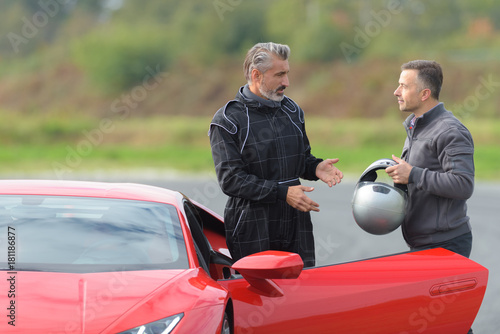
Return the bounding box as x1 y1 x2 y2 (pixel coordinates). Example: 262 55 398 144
221 312 231 334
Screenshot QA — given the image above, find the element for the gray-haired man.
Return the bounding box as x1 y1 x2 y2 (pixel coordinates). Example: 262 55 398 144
209 42 343 267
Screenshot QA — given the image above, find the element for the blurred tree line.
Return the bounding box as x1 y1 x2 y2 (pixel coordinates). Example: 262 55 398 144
1 0 500 93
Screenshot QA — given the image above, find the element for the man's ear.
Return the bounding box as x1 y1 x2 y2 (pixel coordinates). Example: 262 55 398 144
251 68 261 84
420 88 432 102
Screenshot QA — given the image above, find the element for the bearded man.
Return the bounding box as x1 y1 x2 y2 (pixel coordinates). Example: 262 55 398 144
209 42 343 267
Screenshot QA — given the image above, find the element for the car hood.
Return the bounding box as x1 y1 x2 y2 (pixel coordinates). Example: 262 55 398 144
3 268 226 333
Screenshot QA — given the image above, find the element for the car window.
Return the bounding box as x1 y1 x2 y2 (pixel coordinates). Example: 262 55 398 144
183 201 211 273
0 195 189 273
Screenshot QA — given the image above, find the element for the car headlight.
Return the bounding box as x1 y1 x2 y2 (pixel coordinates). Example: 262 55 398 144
118 313 184 334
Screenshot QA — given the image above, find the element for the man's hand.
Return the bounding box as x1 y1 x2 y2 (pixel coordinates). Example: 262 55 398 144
316 158 343 187
385 155 412 184
286 185 320 212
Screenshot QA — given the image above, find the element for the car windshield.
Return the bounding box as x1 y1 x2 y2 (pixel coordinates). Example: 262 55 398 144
0 195 189 273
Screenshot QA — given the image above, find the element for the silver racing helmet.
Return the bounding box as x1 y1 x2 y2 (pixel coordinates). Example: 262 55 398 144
351 159 408 235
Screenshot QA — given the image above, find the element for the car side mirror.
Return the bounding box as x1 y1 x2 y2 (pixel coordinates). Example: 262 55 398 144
232 251 303 297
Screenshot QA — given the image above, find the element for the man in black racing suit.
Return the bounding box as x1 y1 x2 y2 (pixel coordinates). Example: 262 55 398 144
209 42 343 267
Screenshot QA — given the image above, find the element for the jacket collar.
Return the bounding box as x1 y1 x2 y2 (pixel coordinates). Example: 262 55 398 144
236 85 283 111
404 102 446 128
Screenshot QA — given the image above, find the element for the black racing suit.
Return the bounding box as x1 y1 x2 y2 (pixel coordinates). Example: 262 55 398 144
209 85 323 267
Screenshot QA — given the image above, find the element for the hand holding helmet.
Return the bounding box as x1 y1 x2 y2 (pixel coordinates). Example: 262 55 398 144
351 159 408 235
385 155 412 184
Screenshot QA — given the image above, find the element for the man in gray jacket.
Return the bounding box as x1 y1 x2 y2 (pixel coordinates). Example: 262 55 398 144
386 60 474 259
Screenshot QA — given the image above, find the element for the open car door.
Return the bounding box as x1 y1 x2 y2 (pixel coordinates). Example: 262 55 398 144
218 249 488 334
192 200 487 333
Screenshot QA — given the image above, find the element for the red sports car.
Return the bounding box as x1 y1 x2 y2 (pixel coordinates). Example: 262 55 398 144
0 180 488 333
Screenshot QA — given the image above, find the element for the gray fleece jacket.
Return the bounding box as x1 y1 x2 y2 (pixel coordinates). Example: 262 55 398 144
401 102 474 248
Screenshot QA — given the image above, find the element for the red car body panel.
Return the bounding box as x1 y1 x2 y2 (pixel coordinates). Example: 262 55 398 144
1 269 228 333
221 249 487 333
0 180 488 333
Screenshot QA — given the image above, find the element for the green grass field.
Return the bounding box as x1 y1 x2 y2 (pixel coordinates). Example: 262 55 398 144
0 115 498 180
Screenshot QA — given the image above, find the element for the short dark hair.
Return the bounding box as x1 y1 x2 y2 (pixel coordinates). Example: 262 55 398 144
401 60 443 100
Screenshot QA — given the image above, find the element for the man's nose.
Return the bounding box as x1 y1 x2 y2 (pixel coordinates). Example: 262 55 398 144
282 75 289 87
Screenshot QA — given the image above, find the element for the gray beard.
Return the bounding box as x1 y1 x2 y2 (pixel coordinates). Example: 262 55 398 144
259 84 285 102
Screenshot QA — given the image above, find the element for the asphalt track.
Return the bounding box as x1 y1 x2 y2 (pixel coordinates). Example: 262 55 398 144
87 172 498 332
